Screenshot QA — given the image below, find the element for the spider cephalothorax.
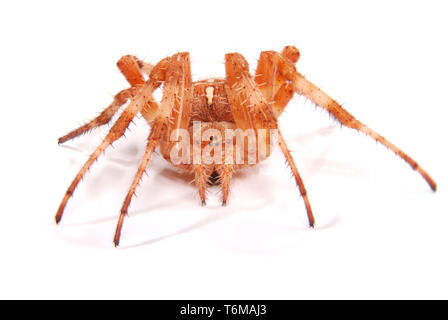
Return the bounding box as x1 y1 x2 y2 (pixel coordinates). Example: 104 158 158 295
56 46 436 246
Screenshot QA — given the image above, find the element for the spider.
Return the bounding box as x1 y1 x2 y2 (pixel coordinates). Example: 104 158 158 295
55 46 437 247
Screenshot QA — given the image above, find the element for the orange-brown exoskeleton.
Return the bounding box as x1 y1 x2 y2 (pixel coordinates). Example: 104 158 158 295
56 46 437 247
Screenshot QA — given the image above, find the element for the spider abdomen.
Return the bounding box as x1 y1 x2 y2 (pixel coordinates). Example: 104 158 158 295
191 79 234 123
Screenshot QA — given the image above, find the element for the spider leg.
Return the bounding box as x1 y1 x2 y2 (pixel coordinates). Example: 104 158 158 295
255 46 299 118
225 53 276 132
113 117 165 247
55 82 159 223
267 51 437 191
55 55 170 224
277 130 315 226
58 88 137 144
116 55 146 87
113 52 193 246
58 56 156 144
135 57 155 78
225 52 315 226
117 55 161 125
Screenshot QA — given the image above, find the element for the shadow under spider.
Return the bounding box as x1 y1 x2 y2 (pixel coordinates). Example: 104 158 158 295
120 209 341 249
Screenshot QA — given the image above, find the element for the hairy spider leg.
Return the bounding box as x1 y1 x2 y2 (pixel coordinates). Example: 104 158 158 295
132 56 155 78
55 83 158 223
116 55 164 127
113 116 165 247
117 55 161 125
57 56 147 144
277 131 314 226
114 52 194 246
254 46 299 118
225 52 315 227
267 51 437 192
116 55 146 87
157 53 211 205
57 88 136 144
55 58 169 224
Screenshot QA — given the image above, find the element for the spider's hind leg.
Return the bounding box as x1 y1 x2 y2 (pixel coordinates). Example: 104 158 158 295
268 51 437 191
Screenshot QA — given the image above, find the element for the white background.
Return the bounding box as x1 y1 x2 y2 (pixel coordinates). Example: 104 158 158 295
1 0 447 299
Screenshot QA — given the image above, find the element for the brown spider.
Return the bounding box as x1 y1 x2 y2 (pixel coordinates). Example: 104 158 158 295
55 46 437 247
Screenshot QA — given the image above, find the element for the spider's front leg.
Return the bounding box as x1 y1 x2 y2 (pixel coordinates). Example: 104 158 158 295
113 52 194 247
225 52 315 227
266 50 437 191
